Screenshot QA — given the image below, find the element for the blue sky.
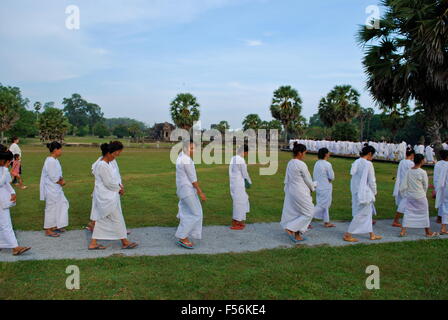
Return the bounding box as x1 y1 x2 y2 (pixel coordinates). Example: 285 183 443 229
0 0 382 129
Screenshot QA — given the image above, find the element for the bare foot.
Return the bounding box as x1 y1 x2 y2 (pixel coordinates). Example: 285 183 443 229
370 234 383 240
324 223 336 228
392 222 402 228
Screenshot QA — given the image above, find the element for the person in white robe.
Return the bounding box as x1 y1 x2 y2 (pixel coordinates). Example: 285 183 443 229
425 145 435 164
435 150 448 234
40 142 69 237
344 146 382 242
281 143 315 243
392 148 415 227
88 142 137 250
399 154 439 237
0 150 31 255
229 144 252 230
313 148 335 228
175 141 206 249
415 143 425 155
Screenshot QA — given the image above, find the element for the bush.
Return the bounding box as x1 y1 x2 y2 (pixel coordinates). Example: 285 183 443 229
331 122 359 141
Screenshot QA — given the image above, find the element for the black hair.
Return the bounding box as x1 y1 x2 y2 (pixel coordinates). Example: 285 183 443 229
317 148 329 160
0 151 14 162
406 148 415 157
100 141 124 156
11 136 19 143
414 153 425 165
292 142 306 157
439 149 448 161
360 145 376 157
47 141 62 153
13 154 20 160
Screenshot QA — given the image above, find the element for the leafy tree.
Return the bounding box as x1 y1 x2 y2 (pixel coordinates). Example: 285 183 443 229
318 85 361 127
379 103 410 142
62 94 104 135
308 113 325 128
8 107 38 138
242 114 262 131
0 84 28 143
38 107 70 142
93 122 110 138
358 0 448 156
332 122 359 141
113 125 130 138
287 116 307 139
211 121 230 134
104 118 146 131
170 93 200 131
270 86 303 144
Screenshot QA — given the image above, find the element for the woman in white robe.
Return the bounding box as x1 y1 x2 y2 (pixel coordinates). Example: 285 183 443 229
435 150 448 234
425 145 435 164
392 148 415 227
281 143 315 243
229 144 252 230
89 142 137 250
344 146 382 242
40 142 69 237
175 141 206 249
0 150 31 255
399 154 438 237
313 148 335 228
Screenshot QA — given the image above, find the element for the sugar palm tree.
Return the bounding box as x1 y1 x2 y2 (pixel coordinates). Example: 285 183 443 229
170 93 200 131
318 85 361 128
242 114 262 131
270 86 303 144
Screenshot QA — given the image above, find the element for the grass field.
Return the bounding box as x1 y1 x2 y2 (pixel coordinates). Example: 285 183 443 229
2 144 445 300
11 145 436 231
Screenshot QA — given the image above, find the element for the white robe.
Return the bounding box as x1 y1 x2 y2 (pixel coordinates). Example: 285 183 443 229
435 161 448 225
393 159 414 213
425 146 435 163
280 159 315 234
313 160 334 223
0 167 18 249
400 168 430 228
40 157 69 229
91 160 127 240
229 155 252 222
175 152 203 240
347 158 377 235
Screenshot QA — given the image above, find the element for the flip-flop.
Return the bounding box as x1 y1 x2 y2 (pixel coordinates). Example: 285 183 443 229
427 232 440 238
46 233 60 237
122 242 138 250
230 225 245 230
13 247 31 256
343 237 359 243
370 235 383 240
399 232 407 237
287 233 306 243
176 240 194 249
53 229 66 233
88 245 107 250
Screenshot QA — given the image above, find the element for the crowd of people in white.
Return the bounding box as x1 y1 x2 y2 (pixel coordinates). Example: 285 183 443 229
289 139 448 163
1 137 448 256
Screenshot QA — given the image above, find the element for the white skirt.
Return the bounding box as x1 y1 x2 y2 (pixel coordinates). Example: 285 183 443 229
403 197 430 228
92 203 127 240
280 190 315 233
231 188 250 222
348 199 373 235
0 209 18 249
175 194 203 240
44 194 69 229
314 188 332 222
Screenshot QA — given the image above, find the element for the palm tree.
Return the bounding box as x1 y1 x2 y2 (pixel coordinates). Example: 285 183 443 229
357 107 375 141
170 93 200 131
242 114 262 131
270 86 303 144
358 0 448 155
379 103 410 142
318 85 361 127
211 120 230 134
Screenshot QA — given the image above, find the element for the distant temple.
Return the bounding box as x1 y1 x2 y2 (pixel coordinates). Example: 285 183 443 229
149 122 175 141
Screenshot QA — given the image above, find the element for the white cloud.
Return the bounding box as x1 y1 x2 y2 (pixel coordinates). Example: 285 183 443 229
245 40 264 47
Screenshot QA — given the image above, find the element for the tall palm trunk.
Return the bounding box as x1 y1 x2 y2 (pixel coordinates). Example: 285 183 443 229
426 117 443 160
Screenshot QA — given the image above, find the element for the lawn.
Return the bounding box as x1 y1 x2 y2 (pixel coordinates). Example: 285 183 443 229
0 240 446 300
11 145 436 231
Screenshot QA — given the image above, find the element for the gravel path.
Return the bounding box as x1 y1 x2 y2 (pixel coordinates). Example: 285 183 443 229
0 217 445 262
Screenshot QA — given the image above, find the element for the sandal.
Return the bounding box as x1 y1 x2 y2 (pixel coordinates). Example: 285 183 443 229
176 240 194 249
392 222 402 228
46 232 60 237
122 242 138 250
324 223 336 228
88 245 107 250
426 232 440 238
54 229 66 233
343 236 359 243
12 247 31 256
370 235 383 241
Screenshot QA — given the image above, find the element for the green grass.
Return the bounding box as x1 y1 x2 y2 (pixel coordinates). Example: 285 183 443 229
12 146 436 231
1 240 447 300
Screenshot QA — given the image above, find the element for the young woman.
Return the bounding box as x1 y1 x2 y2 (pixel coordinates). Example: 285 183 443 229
435 150 448 234
313 148 336 228
399 154 439 237
175 140 206 249
9 137 22 185
86 141 124 233
89 142 136 250
40 141 69 237
0 150 31 255
281 142 315 243
11 154 27 189
229 144 252 230
392 148 415 227
344 146 382 242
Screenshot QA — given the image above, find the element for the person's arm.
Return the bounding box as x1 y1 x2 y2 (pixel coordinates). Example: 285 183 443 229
367 162 378 195
327 163 335 182
422 170 429 193
239 161 252 185
98 164 121 192
301 163 315 192
185 163 206 201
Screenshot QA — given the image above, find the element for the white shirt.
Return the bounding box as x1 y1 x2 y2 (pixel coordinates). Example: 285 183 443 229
176 152 198 199
400 168 428 200
40 157 63 201
0 167 15 209
313 160 334 190
9 143 21 157
229 155 251 190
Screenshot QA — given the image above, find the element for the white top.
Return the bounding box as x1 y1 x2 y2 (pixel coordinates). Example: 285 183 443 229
435 161 448 209
0 167 16 209
284 159 315 194
92 160 121 220
393 159 414 197
313 160 334 190
400 168 428 200
92 157 122 185
229 155 251 190
39 157 63 201
9 143 21 157
176 152 198 199
350 158 377 204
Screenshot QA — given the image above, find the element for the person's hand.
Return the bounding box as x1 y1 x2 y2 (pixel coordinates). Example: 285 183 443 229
10 194 17 202
119 185 125 196
199 191 206 202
